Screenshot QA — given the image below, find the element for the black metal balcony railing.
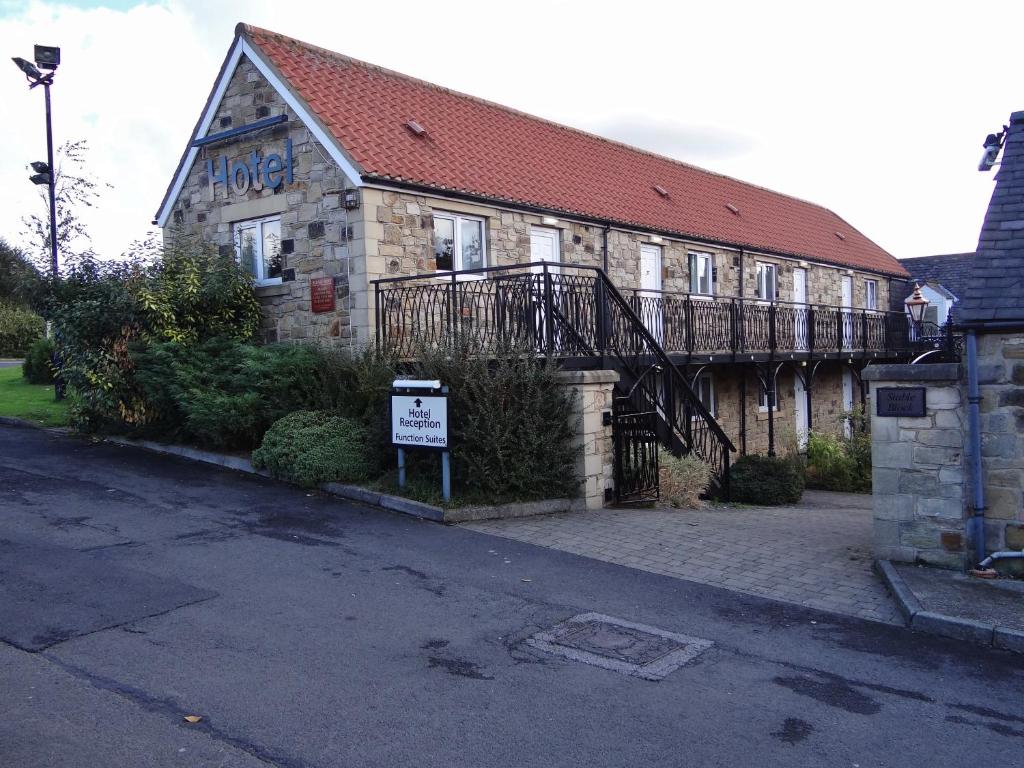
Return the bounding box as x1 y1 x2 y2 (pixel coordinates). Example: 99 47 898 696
374 264 913 361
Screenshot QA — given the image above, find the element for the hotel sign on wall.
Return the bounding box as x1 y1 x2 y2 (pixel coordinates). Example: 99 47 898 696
206 138 294 199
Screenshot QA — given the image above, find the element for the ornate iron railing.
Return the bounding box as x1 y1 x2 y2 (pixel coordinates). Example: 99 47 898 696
621 289 912 358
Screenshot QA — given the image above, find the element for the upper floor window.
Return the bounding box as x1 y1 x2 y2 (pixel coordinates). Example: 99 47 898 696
235 216 281 285
433 212 486 272
865 279 878 310
689 251 714 295
756 262 778 301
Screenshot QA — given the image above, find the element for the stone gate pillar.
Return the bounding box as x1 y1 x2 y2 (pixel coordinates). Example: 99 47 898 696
863 363 970 569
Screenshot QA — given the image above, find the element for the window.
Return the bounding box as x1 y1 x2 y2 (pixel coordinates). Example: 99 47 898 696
433 212 486 272
755 262 777 301
865 279 878 310
689 251 714 295
758 372 780 412
692 372 715 417
234 216 282 284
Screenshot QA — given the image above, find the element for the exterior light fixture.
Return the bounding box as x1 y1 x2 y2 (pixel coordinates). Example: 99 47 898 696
33 44 61 70
12 56 42 80
648 234 663 244
342 189 360 210
541 216 559 226
904 283 930 338
29 160 51 185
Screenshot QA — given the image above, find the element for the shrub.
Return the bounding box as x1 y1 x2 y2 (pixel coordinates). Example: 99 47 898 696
414 343 579 502
729 454 805 505
253 410 372 487
130 338 325 449
0 302 44 357
805 430 872 492
22 337 55 384
659 451 712 508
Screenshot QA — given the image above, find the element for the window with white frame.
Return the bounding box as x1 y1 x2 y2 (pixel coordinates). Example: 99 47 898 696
692 372 716 417
865 279 878 310
689 251 714 295
433 212 486 272
758 371 780 411
755 262 778 301
234 216 282 284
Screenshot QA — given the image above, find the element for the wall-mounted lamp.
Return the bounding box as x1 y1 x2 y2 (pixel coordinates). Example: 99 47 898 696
541 216 559 226
342 189 360 210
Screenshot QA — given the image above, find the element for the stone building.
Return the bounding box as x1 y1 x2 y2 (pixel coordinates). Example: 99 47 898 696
156 24 916 501
957 110 1024 556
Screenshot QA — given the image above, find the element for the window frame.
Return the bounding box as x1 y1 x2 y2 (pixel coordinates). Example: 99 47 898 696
755 261 778 302
432 211 488 275
758 371 781 412
233 215 282 286
692 372 716 418
688 251 715 296
865 279 878 310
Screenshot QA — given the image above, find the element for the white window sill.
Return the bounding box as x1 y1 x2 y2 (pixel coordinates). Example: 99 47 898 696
432 270 486 282
255 277 283 287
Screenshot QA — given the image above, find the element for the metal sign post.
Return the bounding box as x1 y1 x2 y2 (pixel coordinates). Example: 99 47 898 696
390 379 450 502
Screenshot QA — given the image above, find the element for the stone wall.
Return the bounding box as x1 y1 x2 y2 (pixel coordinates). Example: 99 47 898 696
974 333 1024 551
162 55 358 346
864 364 969 569
555 370 617 510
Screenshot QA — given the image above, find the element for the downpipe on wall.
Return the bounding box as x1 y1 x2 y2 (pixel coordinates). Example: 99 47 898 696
965 330 986 565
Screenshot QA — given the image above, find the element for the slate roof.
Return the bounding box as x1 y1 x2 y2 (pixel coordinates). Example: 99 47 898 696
958 110 1024 327
899 252 974 300
239 24 907 278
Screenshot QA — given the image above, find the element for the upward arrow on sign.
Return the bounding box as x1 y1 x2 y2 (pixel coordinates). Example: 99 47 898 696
414 398 422 407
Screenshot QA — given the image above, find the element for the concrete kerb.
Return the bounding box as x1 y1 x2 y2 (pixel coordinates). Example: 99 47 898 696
103 434 569 524
875 558 1024 654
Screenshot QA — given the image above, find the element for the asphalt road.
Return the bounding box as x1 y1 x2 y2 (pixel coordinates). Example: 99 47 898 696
1 424 1022 768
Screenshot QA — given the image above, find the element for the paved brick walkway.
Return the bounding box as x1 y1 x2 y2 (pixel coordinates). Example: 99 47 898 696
465 490 902 625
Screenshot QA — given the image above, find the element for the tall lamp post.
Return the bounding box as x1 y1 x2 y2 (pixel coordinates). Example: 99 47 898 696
12 44 61 279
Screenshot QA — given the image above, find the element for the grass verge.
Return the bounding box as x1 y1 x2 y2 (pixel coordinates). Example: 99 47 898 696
0 364 69 427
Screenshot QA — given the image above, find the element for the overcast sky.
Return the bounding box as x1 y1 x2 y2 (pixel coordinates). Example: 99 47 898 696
0 0 1019 266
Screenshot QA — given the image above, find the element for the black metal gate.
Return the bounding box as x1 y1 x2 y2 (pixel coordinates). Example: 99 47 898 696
612 399 660 504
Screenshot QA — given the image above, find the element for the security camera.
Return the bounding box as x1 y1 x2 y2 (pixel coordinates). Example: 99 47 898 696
978 129 1005 172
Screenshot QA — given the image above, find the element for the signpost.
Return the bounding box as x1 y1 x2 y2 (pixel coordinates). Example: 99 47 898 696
391 379 450 501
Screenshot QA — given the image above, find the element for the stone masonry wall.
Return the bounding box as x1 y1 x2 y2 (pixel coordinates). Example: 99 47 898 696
865 364 969 569
555 370 617 510
975 333 1024 551
163 55 358 346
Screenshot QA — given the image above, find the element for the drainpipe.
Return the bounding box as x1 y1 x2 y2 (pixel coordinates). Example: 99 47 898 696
965 329 986 565
602 226 610 273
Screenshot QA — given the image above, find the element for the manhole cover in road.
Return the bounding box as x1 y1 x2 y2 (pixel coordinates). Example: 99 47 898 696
526 613 713 681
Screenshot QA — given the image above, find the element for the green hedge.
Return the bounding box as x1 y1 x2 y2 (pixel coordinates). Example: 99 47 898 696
729 454 805 505
252 410 372 487
0 302 44 357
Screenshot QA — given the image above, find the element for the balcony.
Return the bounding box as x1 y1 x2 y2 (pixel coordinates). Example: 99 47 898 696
374 263 913 364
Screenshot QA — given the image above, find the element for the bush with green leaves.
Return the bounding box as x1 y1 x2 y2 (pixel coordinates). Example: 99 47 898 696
659 451 712 508
0 302 44 357
253 410 373 487
804 408 871 492
728 454 805 505
130 338 325 449
414 343 579 502
22 337 55 384
48 238 261 432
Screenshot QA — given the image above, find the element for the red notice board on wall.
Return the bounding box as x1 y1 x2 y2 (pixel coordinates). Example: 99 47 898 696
311 277 335 313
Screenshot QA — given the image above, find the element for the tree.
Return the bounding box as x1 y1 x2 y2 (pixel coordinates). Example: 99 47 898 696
0 238 43 307
21 139 111 273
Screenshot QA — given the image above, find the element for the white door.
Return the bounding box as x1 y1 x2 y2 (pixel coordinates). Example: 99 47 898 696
793 267 808 350
530 227 560 272
793 371 808 449
639 244 663 343
840 275 854 348
842 368 855 437
529 227 561 349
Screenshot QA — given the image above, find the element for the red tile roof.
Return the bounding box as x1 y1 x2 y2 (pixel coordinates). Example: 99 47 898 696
242 24 908 278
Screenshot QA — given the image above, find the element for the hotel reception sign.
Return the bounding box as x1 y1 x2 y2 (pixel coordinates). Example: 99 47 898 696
391 387 448 449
